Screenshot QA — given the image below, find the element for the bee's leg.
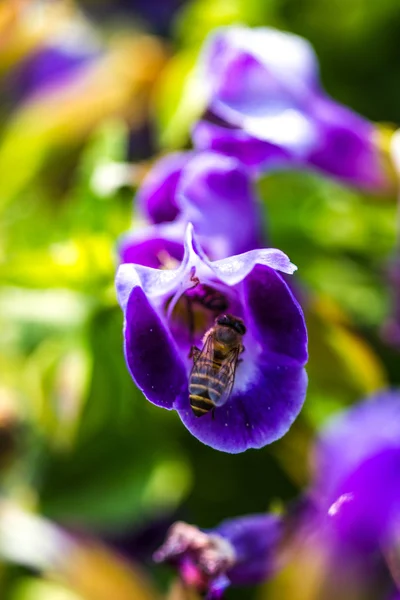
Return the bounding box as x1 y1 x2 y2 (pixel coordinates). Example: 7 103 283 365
189 346 201 361
240 345 245 354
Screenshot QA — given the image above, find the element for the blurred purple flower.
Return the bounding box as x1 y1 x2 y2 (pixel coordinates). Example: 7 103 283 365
136 152 192 224
193 119 291 173
195 26 388 190
116 224 307 453
312 392 400 552
153 514 282 598
6 42 98 104
123 150 264 264
119 225 185 269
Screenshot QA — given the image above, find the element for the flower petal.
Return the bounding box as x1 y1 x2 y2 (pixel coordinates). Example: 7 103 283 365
207 246 297 286
118 223 185 268
136 152 192 224
177 151 264 256
116 224 210 313
202 26 318 120
315 391 400 503
192 120 290 173
307 97 386 190
326 447 400 551
177 363 307 453
123 285 187 409
216 514 282 585
243 264 308 364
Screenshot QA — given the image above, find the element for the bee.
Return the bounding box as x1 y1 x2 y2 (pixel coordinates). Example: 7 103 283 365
189 314 246 418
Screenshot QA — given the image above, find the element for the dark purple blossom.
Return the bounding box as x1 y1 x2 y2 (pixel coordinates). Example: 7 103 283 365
312 391 400 553
195 26 388 190
153 514 282 598
123 150 264 264
116 224 307 453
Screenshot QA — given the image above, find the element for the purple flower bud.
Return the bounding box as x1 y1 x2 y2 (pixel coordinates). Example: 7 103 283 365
116 224 307 452
195 26 388 191
154 514 282 598
312 392 400 552
124 150 265 265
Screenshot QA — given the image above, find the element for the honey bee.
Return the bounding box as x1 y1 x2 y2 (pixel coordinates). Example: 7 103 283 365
189 314 246 418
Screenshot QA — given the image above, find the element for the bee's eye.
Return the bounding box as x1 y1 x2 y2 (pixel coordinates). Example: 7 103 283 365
216 315 230 326
234 322 246 335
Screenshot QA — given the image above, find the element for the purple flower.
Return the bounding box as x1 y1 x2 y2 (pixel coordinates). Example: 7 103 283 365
195 26 388 190
312 391 400 552
124 150 264 264
7 42 98 104
153 514 282 599
116 224 307 453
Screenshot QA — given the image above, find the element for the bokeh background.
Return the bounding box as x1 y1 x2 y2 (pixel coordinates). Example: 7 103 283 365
1 1 400 599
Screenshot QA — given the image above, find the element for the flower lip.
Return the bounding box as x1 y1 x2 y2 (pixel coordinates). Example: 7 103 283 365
116 223 298 312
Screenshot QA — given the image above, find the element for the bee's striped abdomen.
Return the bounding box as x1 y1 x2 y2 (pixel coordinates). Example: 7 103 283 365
189 357 229 417
188 393 214 417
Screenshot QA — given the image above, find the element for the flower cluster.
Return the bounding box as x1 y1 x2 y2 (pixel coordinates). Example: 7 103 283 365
115 23 399 599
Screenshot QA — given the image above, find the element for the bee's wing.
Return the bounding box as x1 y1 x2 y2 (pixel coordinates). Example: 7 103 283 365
212 346 241 407
189 333 215 375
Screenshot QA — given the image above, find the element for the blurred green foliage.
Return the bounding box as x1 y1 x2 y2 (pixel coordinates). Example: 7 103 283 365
1 0 400 599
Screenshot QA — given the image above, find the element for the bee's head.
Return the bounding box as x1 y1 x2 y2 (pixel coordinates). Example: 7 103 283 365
216 314 246 335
